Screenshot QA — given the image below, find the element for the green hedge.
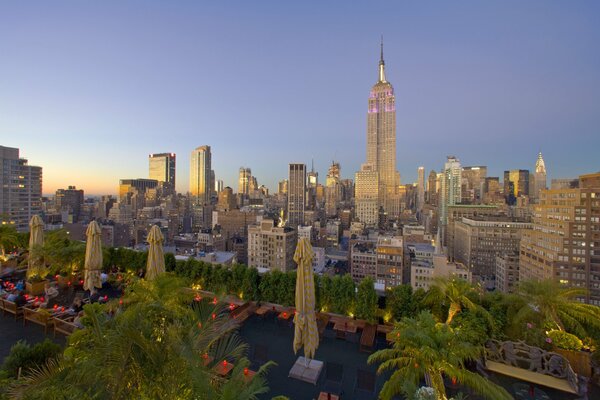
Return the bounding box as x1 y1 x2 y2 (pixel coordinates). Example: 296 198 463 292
547 330 583 351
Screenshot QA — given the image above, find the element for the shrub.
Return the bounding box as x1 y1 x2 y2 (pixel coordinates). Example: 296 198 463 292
356 277 378 323
1 339 62 378
547 330 583 351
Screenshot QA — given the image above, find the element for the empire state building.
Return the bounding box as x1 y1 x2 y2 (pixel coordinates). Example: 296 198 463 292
366 40 400 214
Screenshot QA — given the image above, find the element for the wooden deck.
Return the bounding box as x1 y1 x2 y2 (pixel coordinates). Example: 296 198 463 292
485 360 577 394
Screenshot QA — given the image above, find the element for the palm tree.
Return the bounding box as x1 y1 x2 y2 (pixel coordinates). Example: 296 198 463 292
513 279 600 337
422 278 486 324
368 311 512 400
0 224 19 259
10 274 274 399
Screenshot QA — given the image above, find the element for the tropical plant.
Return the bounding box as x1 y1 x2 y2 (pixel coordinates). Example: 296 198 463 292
9 274 274 400
547 330 583 351
368 311 512 400
422 278 485 324
513 279 600 338
356 277 378 323
1 340 62 379
0 224 19 259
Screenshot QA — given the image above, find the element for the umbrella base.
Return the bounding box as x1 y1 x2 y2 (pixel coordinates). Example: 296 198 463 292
288 356 323 385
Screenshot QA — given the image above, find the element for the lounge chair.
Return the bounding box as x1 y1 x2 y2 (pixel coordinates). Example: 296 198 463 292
322 361 344 396
353 369 376 399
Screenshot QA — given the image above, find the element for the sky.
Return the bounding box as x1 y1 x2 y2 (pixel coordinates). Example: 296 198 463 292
1 1 599 196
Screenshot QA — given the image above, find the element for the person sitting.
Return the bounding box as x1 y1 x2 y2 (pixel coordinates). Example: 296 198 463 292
13 291 28 307
44 282 59 300
137 268 145 279
73 311 85 328
6 291 19 302
15 280 24 291
68 298 84 315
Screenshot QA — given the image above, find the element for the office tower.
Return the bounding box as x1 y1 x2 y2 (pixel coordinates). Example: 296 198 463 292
307 163 318 210
427 170 438 205
350 235 404 289
210 170 216 198
551 178 579 190
519 173 600 304
55 186 84 223
118 179 159 201
482 177 502 204
417 167 425 212
288 163 306 227
446 204 500 260
355 164 379 227
217 187 237 211
148 153 176 194
366 39 400 214
0 146 42 231
439 156 462 244
248 219 297 272
325 161 341 217
454 216 531 281
278 179 288 195
238 167 251 195
503 169 530 205
190 146 211 205
532 152 547 201
495 253 520 293
461 166 487 203
215 179 223 194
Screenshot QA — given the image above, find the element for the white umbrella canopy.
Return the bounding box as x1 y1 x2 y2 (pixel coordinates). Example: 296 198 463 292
83 221 103 293
27 215 46 279
145 225 165 281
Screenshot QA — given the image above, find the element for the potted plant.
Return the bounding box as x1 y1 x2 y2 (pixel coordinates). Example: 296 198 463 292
26 274 48 296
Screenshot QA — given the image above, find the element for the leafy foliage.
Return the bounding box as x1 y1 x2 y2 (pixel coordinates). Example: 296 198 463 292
9 274 274 400
1 340 62 379
356 277 378 323
547 330 583 351
387 284 417 321
368 311 512 400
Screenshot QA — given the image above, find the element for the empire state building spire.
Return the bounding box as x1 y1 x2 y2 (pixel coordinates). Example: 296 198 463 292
379 36 386 82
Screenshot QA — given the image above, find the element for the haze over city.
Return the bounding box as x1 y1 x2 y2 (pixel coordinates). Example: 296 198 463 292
2 1 600 196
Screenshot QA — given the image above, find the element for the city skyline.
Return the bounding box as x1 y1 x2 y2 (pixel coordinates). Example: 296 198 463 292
2 1 600 195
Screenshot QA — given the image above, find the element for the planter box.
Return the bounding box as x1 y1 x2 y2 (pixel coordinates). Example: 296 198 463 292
26 280 48 296
554 348 592 378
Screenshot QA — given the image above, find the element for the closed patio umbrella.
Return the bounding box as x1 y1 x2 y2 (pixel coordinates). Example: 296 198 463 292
293 237 319 363
27 215 45 279
145 225 165 281
83 221 103 294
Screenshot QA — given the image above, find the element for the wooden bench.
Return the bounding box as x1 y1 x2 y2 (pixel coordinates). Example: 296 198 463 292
1 298 24 320
360 323 376 352
53 317 80 337
23 307 54 334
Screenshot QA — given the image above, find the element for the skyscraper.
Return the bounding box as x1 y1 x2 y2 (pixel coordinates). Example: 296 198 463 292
366 39 400 214
190 146 211 205
148 153 176 193
503 169 529 205
288 163 306 227
439 156 462 244
55 186 84 223
355 163 379 227
417 167 425 212
238 167 251 195
325 161 341 217
532 152 547 201
0 146 42 231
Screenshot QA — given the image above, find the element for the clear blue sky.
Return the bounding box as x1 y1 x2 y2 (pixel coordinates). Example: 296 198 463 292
1 1 599 195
